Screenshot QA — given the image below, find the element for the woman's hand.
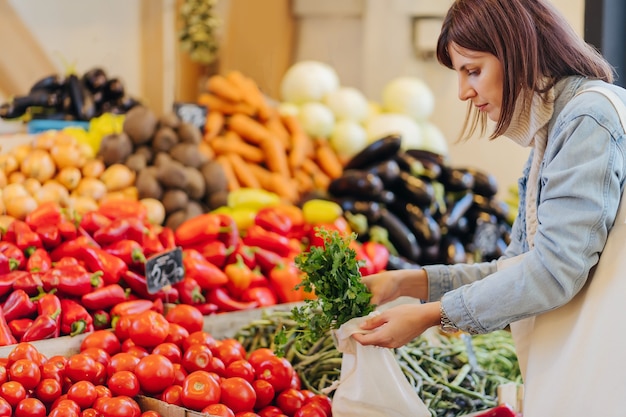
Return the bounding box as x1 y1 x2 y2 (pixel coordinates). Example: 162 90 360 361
361 269 429 306
352 302 441 348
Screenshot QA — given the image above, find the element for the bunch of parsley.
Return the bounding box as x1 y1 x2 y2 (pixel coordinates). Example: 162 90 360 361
275 227 375 352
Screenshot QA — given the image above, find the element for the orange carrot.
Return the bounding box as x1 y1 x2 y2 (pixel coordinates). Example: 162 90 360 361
247 164 274 189
267 173 299 203
261 137 290 178
206 74 243 103
210 133 264 163
226 71 272 120
226 153 261 189
265 116 291 150
228 113 275 145
315 139 344 180
294 169 314 194
216 155 240 191
198 141 215 161
204 111 225 142
302 158 332 190
198 93 255 116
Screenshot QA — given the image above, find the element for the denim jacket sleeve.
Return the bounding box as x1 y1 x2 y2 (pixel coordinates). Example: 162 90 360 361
426 79 626 334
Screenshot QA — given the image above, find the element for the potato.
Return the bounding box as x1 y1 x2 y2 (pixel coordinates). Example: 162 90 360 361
201 160 228 195
184 167 206 200
170 143 208 169
177 122 202 144
135 168 163 200
140 198 166 225
162 189 189 214
100 164 136 192
156 159 188 189
123 105 158 145
98 133 133 166
152 126 179 153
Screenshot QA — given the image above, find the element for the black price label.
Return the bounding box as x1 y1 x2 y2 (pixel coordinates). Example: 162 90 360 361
173 102 207 132
145 247 185 294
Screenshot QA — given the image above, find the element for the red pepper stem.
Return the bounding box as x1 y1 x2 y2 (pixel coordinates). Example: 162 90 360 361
70 320 87 337
30 287 57 302
90 271 103 287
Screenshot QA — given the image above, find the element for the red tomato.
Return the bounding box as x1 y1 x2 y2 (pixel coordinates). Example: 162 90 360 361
35 378 62 404
40 355 67 382
0 366 6 385
247 348 276 369
165 304 204 333
14 397 46 417
7 343 43 366
80 331 121 356
96 396 141 417
107 371 140 398
129 311 169 348
293 402 327 417
49 407 79 417
81 347 111 367
92 362 108 386
289 372 301 390
299 390 315 401
161 385 183 406
213 340 245 366
152 343 182 364
202 403 236 417
107 353 140 379
164 323 190 349
224 359 255 383
220 376 257 413
51 398 81 415
134 354 175 395
65 354 99 383
275 388 305 417
252 379 275 411
182 344 213 373
172 363 188 385
83 408 100 417
95 384 112 399
304 395 332 416
67 380 98 410
208 356 226 376
254 356 294 394
258 406 287 417
0 380 26 408
9 359 41 390
0 397 11 417
141 411 162 417
182 331 218 351
125 345 149 359
236 412 261 417
180 370 221 411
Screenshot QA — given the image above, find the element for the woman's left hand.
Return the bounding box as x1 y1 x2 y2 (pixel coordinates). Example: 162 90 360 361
352 302 441 348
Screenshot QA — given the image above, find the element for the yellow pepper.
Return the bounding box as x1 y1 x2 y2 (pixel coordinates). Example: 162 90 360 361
302 199 343 225
227 188 281 211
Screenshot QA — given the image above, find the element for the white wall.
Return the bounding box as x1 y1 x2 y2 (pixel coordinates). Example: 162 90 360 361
3 0 585 198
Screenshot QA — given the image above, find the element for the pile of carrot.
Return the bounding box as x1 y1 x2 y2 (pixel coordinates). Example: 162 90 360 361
197 71 344 203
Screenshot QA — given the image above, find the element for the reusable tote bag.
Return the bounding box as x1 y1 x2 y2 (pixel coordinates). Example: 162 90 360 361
506 86 626 417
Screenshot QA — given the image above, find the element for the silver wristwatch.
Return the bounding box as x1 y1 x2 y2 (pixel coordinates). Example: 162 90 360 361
440 303 458 334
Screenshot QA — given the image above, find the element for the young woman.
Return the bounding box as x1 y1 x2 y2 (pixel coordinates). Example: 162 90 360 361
352 0 626 415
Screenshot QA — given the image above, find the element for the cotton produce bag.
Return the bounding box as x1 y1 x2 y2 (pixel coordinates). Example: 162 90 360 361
329 312 430 417
506 86 626 417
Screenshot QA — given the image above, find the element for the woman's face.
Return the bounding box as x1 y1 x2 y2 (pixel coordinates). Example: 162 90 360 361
448 42 504 122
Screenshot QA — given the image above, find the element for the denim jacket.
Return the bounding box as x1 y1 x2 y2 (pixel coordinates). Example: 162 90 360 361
425 76 626 334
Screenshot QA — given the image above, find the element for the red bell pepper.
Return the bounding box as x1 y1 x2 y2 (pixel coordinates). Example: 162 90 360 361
224 254 254 297
216 213 240 248
142 226 165 257
0 309 16 346
0 253 11 276
268 262 308 304
12 272 44 296
81 284 129 311
4 220 43 253
0 241 26 270
0 270 30 298
174 277 206 305
252 246 285 275
254 207 294 235
362 241 390 274
206 287 258 312
349 240 375 277
110 299 155 318
2 289 37 321
34 290 61 338
21 309 60 342
79 211 112 235
8 318 33 341
80 246 128 286
182 249 228 290
92 310 111 330
194 302 219 315
175 213 222 247
97 198 148 221
158 227 176 251
60 299 93 336
35 224 61 250
50 236 99 261
242 225 293 258
104 240 147 268
241 286 278 307
25 201 63 230
41 263 102 297
194 240 233 269
93 217 147 246
227 244 257 270
57 218 78 242
26 248 52 273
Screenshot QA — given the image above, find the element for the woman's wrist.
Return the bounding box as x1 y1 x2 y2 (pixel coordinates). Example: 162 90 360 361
397 269 429 300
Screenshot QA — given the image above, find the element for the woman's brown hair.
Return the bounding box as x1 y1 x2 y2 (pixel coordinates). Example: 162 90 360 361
436 0 615 140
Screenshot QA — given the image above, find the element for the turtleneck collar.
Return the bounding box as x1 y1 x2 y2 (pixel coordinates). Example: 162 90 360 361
504 86 555 148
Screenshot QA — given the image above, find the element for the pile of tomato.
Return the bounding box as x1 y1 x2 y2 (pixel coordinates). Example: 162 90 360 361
0 303 333 417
